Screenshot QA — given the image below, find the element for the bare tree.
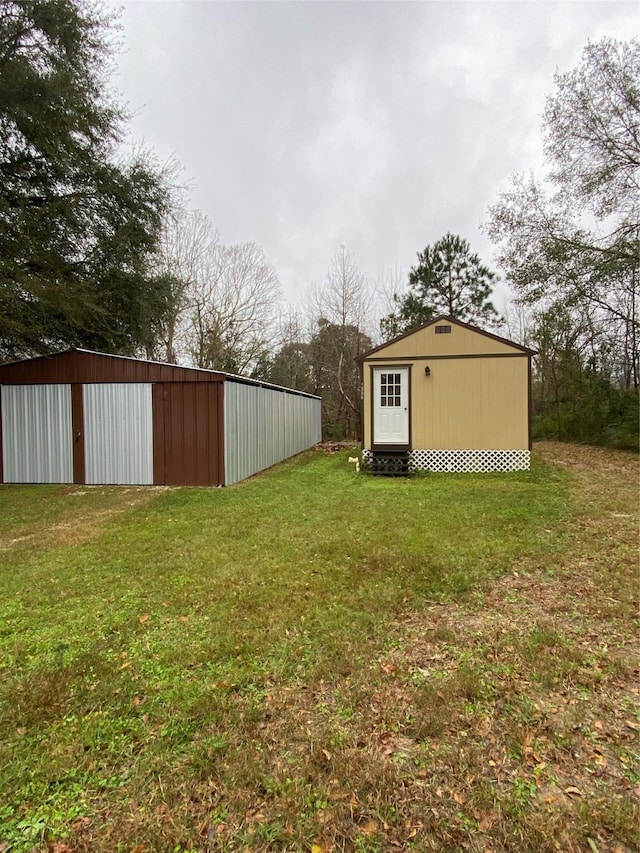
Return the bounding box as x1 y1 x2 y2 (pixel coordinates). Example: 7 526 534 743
307 246 374 439
152 208 283 374
373 264 406 342
188 240 282 374
152 209 216 363
316 245 373 332
267 307 313 390
502 296 535 348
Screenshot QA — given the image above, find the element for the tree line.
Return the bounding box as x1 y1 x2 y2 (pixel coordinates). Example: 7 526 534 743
0 1 637 448
487 37 639 450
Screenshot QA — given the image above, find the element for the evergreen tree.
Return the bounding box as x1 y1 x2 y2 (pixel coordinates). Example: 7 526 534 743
381 233 501 339
0 0 174 360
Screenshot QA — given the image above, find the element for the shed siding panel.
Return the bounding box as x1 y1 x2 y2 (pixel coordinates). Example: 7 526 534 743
152 384 166 484
84 384 153 484
1 384 73 482
224 382 321 485
411 357 528 449
160 383 223 486
70 384 85 484
364 356 529 450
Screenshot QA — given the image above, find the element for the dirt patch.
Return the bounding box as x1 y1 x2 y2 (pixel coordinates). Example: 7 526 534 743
0 487 165 552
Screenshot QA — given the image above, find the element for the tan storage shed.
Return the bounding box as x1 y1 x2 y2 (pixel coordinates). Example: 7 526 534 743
357 316 534 473
0 349 321 486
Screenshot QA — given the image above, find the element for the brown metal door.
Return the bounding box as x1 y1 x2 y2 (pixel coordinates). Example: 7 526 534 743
152 382 224 486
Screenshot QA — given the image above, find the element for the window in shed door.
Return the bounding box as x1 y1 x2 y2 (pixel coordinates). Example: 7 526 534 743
380 372 402 407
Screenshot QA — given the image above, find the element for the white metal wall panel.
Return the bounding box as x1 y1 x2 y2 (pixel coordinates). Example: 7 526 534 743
1 384 73 483
84 384 153 485
224 381 322 485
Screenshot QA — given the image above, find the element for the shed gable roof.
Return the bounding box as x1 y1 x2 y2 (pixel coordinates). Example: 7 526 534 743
0 349 320 398
0 348 225 384
357 316 535 361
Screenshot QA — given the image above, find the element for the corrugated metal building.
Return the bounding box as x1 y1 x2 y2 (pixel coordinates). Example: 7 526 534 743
0 349 321 486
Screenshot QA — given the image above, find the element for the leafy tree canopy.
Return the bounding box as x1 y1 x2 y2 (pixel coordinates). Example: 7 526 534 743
0 0 174 361
487 37 639 389
543 37 639 220
380 232 501 340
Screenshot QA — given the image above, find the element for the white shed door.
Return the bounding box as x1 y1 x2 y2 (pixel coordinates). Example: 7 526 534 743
84 384 153 484
1 384 73 483
372 368 409 445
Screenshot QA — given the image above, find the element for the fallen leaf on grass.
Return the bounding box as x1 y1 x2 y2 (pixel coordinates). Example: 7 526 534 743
138 614 150 624
564 786 582 797
360 820 378 835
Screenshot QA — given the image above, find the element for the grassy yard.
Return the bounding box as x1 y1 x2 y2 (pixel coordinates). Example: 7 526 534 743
0 443 637 853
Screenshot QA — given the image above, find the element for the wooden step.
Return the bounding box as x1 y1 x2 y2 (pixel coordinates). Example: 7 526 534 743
364 451 411 477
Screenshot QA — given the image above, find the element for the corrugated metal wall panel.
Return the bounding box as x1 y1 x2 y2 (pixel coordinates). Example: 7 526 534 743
157 382 224 486
1 384 73 482
224 382 322 485
84 384 153 484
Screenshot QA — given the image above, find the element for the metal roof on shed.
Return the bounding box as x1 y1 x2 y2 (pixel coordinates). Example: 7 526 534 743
0 348 320 399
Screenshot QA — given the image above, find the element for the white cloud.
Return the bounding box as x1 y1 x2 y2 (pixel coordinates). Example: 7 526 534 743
110 0 639 312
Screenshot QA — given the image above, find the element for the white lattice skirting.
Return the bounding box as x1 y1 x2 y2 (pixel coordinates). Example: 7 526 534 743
362 449 531 473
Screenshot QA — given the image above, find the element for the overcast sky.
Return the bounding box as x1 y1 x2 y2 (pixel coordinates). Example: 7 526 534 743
111 1 638 317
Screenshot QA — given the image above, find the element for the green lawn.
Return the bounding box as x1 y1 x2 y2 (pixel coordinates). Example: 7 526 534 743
0 445 637 852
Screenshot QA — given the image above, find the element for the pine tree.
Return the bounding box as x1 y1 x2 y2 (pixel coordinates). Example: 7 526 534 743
381 233 501 339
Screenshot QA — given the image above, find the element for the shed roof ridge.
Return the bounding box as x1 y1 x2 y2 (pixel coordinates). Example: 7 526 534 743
356 315 536 360
70 347 221 375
